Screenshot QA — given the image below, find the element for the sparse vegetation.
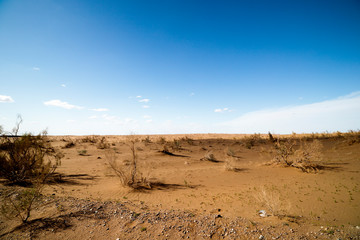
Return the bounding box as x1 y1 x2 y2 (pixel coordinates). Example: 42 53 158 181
106 137 151 189
201 151 218 162
0 184 43 223
291 140 324 172
0 117 62 185
78 149 88 156
97 137 110 149
269 138 324 173
0 117 63 223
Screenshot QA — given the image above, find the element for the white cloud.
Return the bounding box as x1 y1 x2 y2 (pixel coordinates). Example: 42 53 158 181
143 115 151 119
89 115 98 119
61 84 66 88
0 95 14 103
66 119 75 123
90 108 109 112
214 107 232 113
219 92 360 134
139 98 150 103
146 119 153 123
190 92 195 96
143 105 150 108
44 100 83 110
136 95 142 98
33 67 40 71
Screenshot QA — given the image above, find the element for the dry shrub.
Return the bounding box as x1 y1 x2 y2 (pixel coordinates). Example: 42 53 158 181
0 119 62 185
142 136 152 144
291 140 323 173
106 138 151 189
272 139 295 166
226 148 236 157
269 139 324 173
81 135 99 144
345 130 360 145
157 137 166 144
181 136 195 145
97 137 110 149
63 140 76 148
201 151 218 162
242 134 264 149
224 156 237 171
255 186 290 217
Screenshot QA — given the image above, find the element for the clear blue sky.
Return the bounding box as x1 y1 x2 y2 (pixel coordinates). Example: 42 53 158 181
1 0 359 135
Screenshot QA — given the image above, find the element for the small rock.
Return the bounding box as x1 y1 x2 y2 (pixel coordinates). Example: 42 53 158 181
259 235 264 240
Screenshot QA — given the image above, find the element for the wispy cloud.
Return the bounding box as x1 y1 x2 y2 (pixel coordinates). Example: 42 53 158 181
143 115 151 119
190 92 195 96
44 100 83 110
32 67 40 71
90 108 109 112
0 95 14 103
61 84 66 88
214 107 232 113
219 92 360 133
142 105 150 109
89 115 98 119
136 95 142 98
139 98 150 103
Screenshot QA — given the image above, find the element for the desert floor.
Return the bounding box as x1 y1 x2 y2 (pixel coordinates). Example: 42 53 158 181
1 134 360 239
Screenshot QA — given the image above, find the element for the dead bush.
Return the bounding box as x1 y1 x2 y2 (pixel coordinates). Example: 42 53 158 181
81 135 99 144
291 140 324 173
97 137 110 149
224 157 237 171
242 134 264 149
269 138 324 173
106 138 151 189
272 139 296 166
255 186 290 217
201 151 219 162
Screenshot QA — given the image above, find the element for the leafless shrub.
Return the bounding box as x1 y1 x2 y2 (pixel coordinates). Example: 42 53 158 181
255 186 290 217
242 134 264 149
272 139 296 166
269 138 324 173
142 136 151 144
181 136 195 145
63 140 76 148
157 137 166 144
81 135 99 144
97 137 110 149
226 148 236 157
224 157 237 171
106 137 151 190
291 140 324 173
172 139 181 150
201 151 218 162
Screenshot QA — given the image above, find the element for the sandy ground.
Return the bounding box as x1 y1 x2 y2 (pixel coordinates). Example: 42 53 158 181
1 134 360 239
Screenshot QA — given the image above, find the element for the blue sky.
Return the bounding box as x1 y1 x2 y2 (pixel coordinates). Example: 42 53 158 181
1 0 359 135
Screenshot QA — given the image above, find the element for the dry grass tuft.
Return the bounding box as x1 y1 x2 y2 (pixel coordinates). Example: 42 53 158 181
255 186 290 217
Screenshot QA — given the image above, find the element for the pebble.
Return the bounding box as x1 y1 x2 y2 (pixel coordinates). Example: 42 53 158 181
259 235 264 239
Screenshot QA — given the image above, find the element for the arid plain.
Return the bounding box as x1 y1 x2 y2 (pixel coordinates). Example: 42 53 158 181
1 133 360 239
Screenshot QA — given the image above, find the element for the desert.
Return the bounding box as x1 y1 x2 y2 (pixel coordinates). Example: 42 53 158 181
1 132 359 239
